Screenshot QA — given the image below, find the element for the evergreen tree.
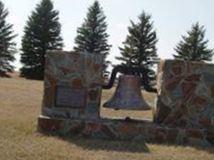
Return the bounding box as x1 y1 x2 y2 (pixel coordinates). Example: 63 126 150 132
20 0 63 80
116 11 158 88
0 1 16 77
174 22 213 61
74 0 111 76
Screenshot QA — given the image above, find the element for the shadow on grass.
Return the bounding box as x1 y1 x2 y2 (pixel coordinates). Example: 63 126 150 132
40 132 150 153
66 137 214 154
191 144 214 154
36 132 214 154
64 136 150 153
148 142 214 154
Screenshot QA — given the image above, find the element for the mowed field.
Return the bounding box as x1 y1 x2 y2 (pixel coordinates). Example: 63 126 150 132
0 74 214 160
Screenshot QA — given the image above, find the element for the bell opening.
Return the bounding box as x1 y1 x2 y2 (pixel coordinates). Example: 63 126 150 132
103 75 151 110
100 86 155 121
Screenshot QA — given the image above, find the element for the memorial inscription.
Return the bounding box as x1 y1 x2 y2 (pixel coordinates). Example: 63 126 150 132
55 86 86 108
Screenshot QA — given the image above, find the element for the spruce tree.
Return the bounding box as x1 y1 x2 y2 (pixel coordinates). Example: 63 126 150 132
74 1 111 77
174 22 213 61
20 0 63 80
0 1 16 77
116 11 158 88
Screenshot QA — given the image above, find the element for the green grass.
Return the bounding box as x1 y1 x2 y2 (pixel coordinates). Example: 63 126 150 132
0 75 214 160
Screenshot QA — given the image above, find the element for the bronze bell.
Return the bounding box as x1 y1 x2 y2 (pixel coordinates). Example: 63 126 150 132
103 75 151 110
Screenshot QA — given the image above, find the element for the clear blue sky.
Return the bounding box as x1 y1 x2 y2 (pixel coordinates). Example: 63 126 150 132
3 0 214 70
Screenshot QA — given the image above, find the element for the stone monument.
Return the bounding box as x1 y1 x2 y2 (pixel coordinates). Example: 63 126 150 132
38 51 214 146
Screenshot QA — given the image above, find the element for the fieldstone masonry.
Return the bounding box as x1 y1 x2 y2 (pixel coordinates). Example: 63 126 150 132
38 52 214 147
41 50 103 120
154 60 214 129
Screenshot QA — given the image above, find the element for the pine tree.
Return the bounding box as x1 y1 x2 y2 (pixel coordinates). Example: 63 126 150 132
20 0 63 80
174 22 213 61
0 1 16 77
116 11 158 88
74 0 111 76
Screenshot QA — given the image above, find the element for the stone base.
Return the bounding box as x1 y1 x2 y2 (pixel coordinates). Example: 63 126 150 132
37 115 214 147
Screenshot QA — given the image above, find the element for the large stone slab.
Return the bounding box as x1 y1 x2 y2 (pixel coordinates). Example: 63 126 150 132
154 60 214 129
41 50 103 120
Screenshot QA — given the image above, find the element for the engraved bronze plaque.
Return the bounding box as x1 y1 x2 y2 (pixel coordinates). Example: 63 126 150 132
55 86 86 108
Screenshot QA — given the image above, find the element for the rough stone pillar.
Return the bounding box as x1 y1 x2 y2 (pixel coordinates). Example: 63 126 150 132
154 60 214 129
40 50 103 120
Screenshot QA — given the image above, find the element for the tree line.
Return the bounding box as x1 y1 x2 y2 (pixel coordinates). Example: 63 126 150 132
0 0 213 87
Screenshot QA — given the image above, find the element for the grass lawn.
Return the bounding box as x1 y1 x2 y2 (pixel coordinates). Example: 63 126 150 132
0 74 214 160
